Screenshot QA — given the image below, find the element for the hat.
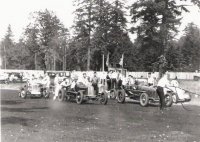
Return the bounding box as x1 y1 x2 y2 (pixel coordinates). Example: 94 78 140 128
73 75 78 80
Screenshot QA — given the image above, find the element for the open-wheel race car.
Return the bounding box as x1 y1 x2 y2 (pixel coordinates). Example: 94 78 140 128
19 81 54 99
116 85 173 107
165 86 191 105
57 82 108 105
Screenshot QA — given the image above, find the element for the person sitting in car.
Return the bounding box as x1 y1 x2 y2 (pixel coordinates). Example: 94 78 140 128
127 75 137 89
77 73 89 86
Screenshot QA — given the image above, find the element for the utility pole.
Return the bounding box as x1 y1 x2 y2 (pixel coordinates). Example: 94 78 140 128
102 54 104 72
4 45 6 69
34 52 37 70
53 52 56 71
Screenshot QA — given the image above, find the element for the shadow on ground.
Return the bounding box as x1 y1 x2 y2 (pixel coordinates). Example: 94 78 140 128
1 116 35 126
1 106 49 113
1 100 25 105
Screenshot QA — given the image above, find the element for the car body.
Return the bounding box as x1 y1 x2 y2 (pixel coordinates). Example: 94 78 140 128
57 82 108 105
116 85 173 107
0 73 9 84
19 80 53 99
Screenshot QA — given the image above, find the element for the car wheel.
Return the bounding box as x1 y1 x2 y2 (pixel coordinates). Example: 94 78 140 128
165 93 173 107
117 90 125 103
76 91 84 104
110 89 116 100
100 91 108 105
58 89 65 102
20 90 27 99
140 93 149 107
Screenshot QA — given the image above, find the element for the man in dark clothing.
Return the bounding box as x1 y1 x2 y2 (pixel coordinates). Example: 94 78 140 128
91 72 99 95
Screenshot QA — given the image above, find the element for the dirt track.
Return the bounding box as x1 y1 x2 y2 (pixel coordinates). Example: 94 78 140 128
1 88 200 142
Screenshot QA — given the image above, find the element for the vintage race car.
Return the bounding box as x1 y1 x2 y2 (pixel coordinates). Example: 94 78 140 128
0 73 9 84
19 80 53 99
57 82 108 105
165 86 191 104
116 85 173 107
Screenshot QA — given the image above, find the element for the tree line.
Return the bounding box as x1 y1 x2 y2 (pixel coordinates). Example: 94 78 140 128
0 0 200 72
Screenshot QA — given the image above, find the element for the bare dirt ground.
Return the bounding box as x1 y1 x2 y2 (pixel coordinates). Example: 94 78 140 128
1 81 200 142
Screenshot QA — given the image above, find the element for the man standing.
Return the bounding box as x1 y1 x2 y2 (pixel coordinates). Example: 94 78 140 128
111 70 117 89
91 72 99 96
156 72 170 111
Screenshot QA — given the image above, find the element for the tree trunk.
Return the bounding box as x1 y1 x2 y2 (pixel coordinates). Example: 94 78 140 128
63 48 66 71
87 0 92 71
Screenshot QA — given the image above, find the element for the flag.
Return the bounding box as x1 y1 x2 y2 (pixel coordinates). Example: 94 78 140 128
119 53 124 67
106 52 109 67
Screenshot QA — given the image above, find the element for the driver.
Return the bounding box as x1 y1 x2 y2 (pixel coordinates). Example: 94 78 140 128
77 73 89 86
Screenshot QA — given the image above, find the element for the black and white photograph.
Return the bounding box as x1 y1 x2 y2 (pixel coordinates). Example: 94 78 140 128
0 0 200 142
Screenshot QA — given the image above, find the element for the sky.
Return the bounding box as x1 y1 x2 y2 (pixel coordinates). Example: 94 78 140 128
0 0 200 42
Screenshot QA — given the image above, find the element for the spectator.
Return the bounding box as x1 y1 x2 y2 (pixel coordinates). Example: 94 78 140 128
111 70 117 89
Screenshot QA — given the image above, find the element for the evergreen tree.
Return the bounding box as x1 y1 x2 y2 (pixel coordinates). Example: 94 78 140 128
130 0 200 72
1 25 15 69
180 23 200 71
73 0 97 70
28 9 69 70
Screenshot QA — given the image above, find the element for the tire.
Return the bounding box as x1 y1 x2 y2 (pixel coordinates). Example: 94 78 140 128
76 91 84 104
43 89 50 99
165 93 173 107
20 90 27 99
110 89 116 100
100 91 108 105
140 93 149 107
58 89 65 102
117 90 125 103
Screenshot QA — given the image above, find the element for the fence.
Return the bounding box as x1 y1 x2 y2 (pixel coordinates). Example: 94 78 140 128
0 69 200 80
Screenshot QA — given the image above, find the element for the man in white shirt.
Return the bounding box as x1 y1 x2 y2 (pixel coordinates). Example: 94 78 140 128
147 72 154 86
156 72 170 110
77 73 89 86
111 70 118 89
